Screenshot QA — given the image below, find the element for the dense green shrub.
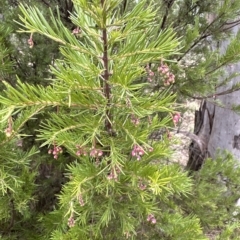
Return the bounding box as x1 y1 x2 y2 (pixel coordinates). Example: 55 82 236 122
1 0 240 239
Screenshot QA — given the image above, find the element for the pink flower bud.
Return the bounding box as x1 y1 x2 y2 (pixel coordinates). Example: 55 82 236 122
151 218 156 224
138 150 144 156
4 127 12 137
27 36 34 48
147 214 156 224
168 73 175 83
78 194 85 206
158 63 169 74
72 27 81 35
147 214 154 221
67 216 75 228
172 113 181 126
139 182 147 190
98 150 103 156
163 80 170 86
148 147 153 152
107 174 113 180
149 71 154 76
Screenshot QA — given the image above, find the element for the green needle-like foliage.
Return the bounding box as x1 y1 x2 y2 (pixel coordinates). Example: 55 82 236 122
0 0 209 239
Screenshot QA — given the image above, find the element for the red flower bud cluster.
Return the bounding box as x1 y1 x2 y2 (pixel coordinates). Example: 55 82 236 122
48 145 63 159
147 214 156 224
158 62 175 86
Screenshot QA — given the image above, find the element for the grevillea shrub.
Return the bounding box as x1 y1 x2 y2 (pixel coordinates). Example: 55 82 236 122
0 0 207 239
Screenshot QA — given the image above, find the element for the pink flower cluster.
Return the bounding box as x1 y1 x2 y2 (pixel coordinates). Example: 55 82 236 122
131 145 145 160
90 147 103 158
172 112 181 126
147 214 156 224
131 114 140 126
48 145 63 159
68 215 75 228
77 194 85 207
75 145 103 159
158 62 175 86
131 145 153 160
139 182 147 190
107 166 121 181
76 145 87 156
72 27 81 35
146 64 155 82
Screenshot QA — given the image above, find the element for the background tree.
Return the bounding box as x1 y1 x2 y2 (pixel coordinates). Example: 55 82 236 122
154 0 240 171
187 23 240 171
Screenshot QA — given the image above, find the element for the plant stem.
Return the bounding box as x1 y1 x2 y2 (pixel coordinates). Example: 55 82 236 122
101 0 113 135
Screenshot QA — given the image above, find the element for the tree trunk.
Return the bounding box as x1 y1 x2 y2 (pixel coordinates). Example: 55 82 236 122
187 25 240 170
